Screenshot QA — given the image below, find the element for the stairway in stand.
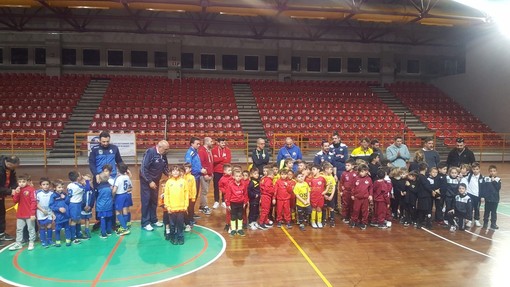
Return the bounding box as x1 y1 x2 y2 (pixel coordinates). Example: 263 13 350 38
49 79 110 158
370 85 449 156
232 83 267 151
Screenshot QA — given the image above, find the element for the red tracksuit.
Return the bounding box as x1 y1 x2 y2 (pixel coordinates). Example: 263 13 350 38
288 180 297 217
340 170 357 220
310 176 327 208
351 175 373 225
219 174 234 224
13 186 37 219
275 178 292 223
225 180 248 207
373 179 392 224
258 176 275 225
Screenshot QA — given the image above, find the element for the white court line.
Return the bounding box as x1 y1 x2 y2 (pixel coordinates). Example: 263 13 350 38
421 227 495 259
464 229 501 242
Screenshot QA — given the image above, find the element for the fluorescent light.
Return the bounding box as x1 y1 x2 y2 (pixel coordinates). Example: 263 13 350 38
146 8 185 12
68 6 110 10
0 5 31 8
357 18 392 23
290 16 326 20
219 11 258 16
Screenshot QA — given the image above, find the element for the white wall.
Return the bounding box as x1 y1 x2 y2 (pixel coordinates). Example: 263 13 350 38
433 30 510 133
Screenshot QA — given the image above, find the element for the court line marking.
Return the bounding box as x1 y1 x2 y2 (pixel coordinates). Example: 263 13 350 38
281 227 333 287
133 225 226 287
91 236 125 287
421 227 495 259
6 205 16 212
464 229 501 242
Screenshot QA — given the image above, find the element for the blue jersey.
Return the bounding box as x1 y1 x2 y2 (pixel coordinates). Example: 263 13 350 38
313 150 334 166
185 147 202 177
50 192 70 224
330 143 349 174
95 182 113 213
276 144 302 172
89 144 123 178
140 146 169 184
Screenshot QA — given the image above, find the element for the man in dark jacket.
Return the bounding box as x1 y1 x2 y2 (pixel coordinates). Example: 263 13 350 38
0 155 19 246
446 138 475 169
251 138 270 175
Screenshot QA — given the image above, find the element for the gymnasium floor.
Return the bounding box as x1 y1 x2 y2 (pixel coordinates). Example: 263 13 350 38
1 162 509 287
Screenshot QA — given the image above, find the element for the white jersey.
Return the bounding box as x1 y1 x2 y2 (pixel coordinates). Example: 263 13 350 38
67 182 84 204
113 174 132 195
36 190 54 220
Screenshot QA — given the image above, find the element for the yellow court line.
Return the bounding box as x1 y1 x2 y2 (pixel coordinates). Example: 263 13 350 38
6 205 16 212
281 227 333 287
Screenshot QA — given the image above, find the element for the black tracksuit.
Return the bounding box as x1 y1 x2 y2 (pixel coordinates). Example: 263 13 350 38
248 179 261 223
453 193 473 230
481 176 501 226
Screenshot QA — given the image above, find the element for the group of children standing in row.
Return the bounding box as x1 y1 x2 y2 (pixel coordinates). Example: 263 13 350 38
209 156 501 236
9 163 133 251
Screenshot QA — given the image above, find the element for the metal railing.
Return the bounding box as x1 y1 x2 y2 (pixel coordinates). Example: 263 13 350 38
0 131 47 166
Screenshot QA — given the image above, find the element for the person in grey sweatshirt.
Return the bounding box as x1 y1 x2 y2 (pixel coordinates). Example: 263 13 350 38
386 136 410 168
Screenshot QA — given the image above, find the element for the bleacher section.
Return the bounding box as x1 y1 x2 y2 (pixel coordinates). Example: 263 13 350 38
385 82 502 146
89 76 245 149
252 80 406 147
0 73 90 149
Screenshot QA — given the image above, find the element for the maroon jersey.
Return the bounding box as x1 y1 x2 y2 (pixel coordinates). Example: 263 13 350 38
373 179 392 203
340 170 357 192
352 176 373 199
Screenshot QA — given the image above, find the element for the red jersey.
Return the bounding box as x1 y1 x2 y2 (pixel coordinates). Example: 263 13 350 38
241 179 250 191
305 176 313 187
275 178 292 200
260 176 275 198
225 180 248 206
13 185 37 219
218 174 233 195
352 176 373 199
373 179 392 203
310 175 327 197
340 170 357 192
197 146 213 176
212 146 232 173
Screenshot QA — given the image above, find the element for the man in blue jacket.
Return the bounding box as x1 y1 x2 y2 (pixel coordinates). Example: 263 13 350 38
276 137 302 172
185 137 207 220
140 140 170 231
89 131 125 184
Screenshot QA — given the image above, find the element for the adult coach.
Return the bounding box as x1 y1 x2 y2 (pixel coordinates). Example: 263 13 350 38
350 137 373 163
314 140 334 169
198 137 213 215
446 137 475 169
276 137 302 171
386 136 411 168
330 133 349 178
422 137 440 168
89 131 126 184
0 155 19 246
212 138 231 209
140 140 170 231
251 138 270 174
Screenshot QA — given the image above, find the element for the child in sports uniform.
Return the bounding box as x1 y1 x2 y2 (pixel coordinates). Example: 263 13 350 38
340 159 357 224
9 175 36 251
36 177 54 247
226 170 248 237
247 168 261 230
310 165 327 229
258 168 275 229
96 173 114 239
321 162 336 227
218 164 233 232
293 173 311 230
274 169 292 228
67 171 87 244
113 163 132 235
351 164 373 230
50 180 71 247
164 165 189 245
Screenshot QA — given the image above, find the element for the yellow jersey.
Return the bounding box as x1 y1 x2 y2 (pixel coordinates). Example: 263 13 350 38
164 177 189 212
293 182 311 207
184 173 197 201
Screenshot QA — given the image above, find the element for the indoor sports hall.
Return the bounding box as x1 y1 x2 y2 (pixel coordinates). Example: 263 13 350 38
0 1 509 286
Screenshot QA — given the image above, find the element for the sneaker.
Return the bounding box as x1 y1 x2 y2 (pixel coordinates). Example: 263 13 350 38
359 224 367 230
100 234 108 239
465 221 472 228
0 233 14 241
378 223 387 229
386 221 392 228
249 223 257 231
178 238 184 245
370 222 378 227
299 224 305 231
185 225 192 232
317 222 323 229
482 222 488 229
277 222 282 228
266 221 273 227
349 221 356 228
475 220 482 227
403 222 410 227
28 242 34 251
286 223 292 229
490 224 499 230
55 241 61 247
329 220 335 227
143 224 154 231
73 239 81 245
153 222 164 227
221 202 227 209
342 219 350 224
258 224 268 230
229 230 237 237
8 242 22 251
165 233 171 241
65 240 72 247
170 238 177 245
41 242 49 248
224 224 230 232
449 225 456 232
311 222 318 229
212 202 220 209
237 230 246 237
202 207 212 215
120 229 131 236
